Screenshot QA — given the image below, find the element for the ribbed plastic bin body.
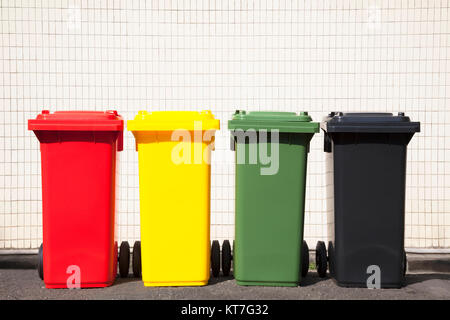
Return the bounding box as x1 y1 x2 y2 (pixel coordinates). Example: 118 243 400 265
323 112 420 288
229 111 319 286
28 110 123 289
128 110 219 287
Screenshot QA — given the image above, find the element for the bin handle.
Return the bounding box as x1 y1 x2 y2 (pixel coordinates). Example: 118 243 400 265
324 133 332 153
117 131 123 152
230 132 235 151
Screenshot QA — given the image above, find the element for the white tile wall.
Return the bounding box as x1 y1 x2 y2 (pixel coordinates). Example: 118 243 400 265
0 0 449 250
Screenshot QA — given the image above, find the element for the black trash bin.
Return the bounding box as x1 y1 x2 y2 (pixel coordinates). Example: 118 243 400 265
315 112 420 288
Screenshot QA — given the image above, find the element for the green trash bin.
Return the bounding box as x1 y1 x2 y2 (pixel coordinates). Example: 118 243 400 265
229 110 319 286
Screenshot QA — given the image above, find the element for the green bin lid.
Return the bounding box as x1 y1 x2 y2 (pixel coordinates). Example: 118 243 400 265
228 110 319 133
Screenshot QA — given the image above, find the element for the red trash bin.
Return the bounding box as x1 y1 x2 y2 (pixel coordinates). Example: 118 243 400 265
28 110 125 288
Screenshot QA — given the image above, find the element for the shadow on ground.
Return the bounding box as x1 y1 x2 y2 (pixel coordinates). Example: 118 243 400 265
111 272 234 287
111 277 141 286
405 273 450 285
7 254 449 286
300 272 327 287
208 273 234 285
0 255 37 270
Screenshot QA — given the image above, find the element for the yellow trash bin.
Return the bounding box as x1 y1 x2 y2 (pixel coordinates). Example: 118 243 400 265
128 110 220 287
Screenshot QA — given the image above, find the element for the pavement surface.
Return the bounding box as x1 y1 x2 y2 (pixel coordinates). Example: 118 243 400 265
0 254 449 300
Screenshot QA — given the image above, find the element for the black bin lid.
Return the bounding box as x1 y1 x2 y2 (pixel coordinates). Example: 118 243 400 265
321 112 421 133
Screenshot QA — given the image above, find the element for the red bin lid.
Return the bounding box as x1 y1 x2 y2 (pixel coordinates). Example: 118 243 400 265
28 110 124 132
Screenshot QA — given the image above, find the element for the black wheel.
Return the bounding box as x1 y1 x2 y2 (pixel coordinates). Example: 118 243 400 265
403 250 407 276
37 243 44 280
222 240 232 276
232 240 235 272
327 241 334 276
301 240 309 278
316 241 328 278
132 241 141 278
324 133 332 152
211 240 220 277
119 241 130 278
233 240 235 257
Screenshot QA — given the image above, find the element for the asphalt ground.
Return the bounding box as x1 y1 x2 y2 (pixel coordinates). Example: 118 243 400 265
0 254 449 300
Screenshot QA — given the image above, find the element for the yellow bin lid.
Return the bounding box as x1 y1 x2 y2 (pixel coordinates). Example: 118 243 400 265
127 110 220 131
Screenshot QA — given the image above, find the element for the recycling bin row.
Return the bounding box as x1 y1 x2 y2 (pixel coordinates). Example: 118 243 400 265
28 110 420 289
